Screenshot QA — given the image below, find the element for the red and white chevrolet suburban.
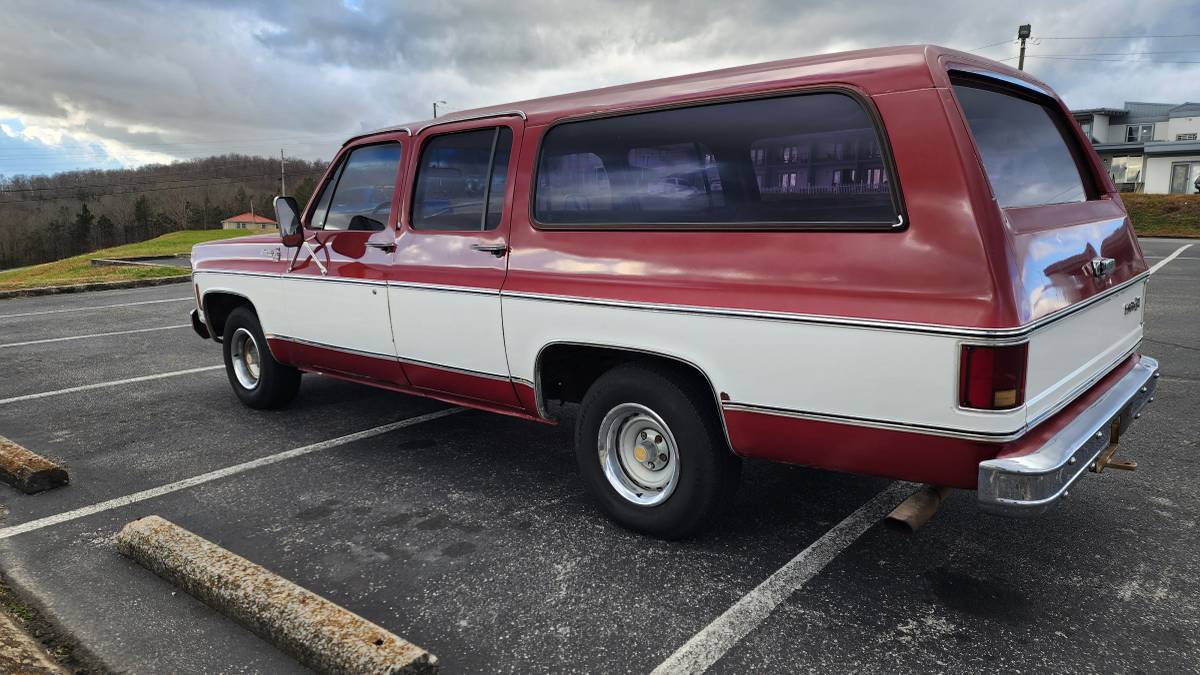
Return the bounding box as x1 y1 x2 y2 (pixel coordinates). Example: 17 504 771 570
189 45 1158 538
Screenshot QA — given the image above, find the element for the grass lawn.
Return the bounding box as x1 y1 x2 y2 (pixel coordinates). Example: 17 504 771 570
0 229 271 291
1124 193 1200 238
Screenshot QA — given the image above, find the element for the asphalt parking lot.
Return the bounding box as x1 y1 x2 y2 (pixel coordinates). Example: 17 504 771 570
0 237 1197 674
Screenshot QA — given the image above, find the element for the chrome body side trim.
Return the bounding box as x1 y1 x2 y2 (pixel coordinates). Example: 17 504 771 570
978 355 1158 516
721 402 1025 442
266 334 511 382
195 267 1147 339
503 272 1148 339
267 334 394 361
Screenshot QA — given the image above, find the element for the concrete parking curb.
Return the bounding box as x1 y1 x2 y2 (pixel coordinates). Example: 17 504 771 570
0 437 69 494
0 275 190 300
116 516 438 674
0 611 65 674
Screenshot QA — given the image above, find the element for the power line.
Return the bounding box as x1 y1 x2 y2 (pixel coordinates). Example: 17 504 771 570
966 39 1014 52
1 160 326 194
0 169 324 204
1036 33 1200 40
1002 54 1200 64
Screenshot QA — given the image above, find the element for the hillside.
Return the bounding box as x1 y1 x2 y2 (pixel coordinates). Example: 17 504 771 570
0 230 261 291
0 154 325 271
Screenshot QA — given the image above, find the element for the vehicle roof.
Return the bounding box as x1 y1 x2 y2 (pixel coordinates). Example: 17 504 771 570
346 44 1045 145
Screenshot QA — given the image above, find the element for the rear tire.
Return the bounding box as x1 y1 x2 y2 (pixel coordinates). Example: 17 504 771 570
575 362 741 539
222 306 301 409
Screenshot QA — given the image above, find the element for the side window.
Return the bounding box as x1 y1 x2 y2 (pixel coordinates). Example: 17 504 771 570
534 93 900 227
411 127 514 231
309 143 402 231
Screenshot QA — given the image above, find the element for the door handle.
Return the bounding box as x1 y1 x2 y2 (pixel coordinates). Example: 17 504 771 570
367 241 397 253
471 243 508 257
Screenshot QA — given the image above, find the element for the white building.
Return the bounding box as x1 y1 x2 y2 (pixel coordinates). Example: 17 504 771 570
1072 102 1200 194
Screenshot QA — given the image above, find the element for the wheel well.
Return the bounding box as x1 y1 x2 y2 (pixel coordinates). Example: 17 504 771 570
203 292 253 340
536 343 723 418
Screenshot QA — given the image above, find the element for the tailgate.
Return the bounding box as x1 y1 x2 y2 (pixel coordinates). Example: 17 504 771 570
1024 277 1145 425
950 74 1149 425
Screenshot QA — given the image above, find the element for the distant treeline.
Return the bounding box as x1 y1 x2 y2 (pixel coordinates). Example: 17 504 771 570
0 154 327 270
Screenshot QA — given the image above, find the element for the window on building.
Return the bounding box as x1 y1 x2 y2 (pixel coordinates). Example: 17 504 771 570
1107 155 1143 185
1177 133 1198 141
411 127 513 231
1126 124 1154 143
308 143 403 231
1078 120 1092 140
534 93 899 227
953 81 1089 208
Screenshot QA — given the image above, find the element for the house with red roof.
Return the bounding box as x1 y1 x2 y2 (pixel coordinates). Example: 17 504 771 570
220 212 276 230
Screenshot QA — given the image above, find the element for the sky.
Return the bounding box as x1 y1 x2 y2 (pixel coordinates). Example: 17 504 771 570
1 0 1199 177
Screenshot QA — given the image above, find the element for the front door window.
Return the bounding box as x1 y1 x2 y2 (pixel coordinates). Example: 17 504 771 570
308 143 403 231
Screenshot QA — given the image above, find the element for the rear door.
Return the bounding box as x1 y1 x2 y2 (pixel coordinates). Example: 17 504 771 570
388 117 522 407
950 74 1148 424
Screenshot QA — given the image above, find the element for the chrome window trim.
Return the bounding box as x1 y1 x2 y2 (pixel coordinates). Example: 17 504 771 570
341 126 413 147
414 110 527 137
947 66 1051 97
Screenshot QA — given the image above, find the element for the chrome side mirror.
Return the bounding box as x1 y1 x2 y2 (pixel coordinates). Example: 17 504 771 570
274 196 303 247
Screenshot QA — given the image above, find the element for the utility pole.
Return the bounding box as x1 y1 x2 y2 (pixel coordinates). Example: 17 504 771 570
1017 24 1032 70
280 148 286 196
433 100 447 118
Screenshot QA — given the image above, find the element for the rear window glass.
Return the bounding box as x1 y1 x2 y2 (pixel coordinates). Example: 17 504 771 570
534 93 899 227
953 83 1088 208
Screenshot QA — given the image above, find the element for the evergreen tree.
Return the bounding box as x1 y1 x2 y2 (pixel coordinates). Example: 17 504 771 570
73 203 95 251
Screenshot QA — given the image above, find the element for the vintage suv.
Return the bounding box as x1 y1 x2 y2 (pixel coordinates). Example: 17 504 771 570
190 45 1158 538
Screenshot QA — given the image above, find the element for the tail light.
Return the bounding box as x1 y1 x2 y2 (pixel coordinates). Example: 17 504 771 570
959 343 1028 410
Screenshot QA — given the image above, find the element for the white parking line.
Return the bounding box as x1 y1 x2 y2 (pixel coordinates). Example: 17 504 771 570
0 324 190 349
1149 244 1194 274
0 408 464 540
0 365 224 406
651 482 915 675
0 297 191 319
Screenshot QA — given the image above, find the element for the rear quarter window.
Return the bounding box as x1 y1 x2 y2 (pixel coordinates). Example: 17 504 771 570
953 82 1090 208
534 92 902 228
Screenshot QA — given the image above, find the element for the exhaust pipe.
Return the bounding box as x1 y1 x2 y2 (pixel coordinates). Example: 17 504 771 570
885 485 953 533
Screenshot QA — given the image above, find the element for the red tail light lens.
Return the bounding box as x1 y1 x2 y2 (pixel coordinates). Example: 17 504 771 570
959 343 1028 410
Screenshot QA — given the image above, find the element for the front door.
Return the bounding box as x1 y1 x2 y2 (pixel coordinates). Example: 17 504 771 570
1170 162 1191 194
388 118 521 407
280 138 408 385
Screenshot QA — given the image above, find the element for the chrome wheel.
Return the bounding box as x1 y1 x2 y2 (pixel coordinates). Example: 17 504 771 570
597 403 679 506
229 327 261 390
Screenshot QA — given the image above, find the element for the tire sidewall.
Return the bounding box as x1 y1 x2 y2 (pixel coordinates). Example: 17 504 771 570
575 365 731 538
222 307 276 408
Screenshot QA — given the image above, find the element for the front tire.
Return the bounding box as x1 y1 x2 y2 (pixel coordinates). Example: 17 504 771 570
575 362 741 539
221 306 301 409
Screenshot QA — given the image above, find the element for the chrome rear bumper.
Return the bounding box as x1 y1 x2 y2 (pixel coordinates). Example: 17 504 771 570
978 355 1158 516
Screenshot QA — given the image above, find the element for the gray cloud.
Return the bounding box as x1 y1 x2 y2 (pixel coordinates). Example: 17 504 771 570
1 0 1198 171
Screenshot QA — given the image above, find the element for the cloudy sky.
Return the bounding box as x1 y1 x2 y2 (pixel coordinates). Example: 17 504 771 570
2 0 1199 176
